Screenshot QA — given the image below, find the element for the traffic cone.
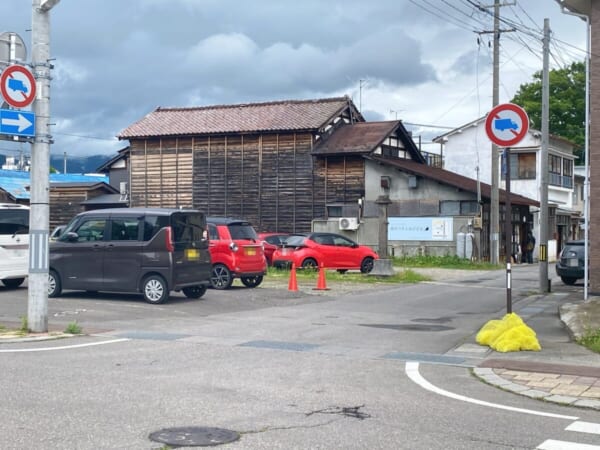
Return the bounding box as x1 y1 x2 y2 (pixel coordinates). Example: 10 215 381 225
288 263 298 291
314 261 330 291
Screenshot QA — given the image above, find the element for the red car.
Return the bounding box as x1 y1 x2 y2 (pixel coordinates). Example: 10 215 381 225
272 232 378 273
258 232 290 266
207 217 267 289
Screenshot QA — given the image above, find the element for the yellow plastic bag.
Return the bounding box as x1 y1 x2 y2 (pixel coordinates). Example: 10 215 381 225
476 313 540 352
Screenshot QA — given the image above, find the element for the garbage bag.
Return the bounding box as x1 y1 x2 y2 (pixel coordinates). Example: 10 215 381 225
476 313 540 352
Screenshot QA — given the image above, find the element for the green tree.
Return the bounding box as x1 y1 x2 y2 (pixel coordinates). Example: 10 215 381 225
511 61 585 163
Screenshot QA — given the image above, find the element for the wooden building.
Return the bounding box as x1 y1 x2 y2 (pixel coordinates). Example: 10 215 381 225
118 97 366 232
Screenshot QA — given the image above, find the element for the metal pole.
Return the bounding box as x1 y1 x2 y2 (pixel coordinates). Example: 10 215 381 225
539 18 550 293
490 0 500 264
28 0 58 332
504 148 512 313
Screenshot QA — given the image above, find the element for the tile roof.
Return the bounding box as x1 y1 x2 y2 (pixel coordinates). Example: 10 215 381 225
367 155 539 207
118 97 360 139
313 121 400 155
313 121 427 163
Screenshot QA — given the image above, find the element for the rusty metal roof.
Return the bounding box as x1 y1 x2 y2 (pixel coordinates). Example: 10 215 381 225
367 155 539 207
118 97 360 139
313 121 427 163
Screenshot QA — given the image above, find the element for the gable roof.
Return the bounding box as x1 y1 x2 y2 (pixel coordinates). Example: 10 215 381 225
367 155 539 207
312 121 427 163
96 146 130 173
118 97 363 139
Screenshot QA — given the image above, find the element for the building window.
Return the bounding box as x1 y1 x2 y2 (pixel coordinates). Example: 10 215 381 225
440 200 479 216
502 152 536 180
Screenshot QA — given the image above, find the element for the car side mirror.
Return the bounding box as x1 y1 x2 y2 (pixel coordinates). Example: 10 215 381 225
65 232 78 242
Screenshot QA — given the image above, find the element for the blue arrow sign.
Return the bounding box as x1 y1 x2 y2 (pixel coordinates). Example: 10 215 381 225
0 109 35 137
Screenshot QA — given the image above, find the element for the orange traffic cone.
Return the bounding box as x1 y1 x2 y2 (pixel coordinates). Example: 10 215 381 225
288 263 298 291
313 261 330 291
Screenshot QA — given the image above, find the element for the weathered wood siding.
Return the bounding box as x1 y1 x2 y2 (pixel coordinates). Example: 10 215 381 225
49 186 109 230
314 156 365 205
128 133 365 233
130 139 194 208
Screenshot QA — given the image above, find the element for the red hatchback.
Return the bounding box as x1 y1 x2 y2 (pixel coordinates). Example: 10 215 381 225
207 217 267 289
258 232 290 266
272 232 378 273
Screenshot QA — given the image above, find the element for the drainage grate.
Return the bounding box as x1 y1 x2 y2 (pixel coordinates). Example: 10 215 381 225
115 331 190 341
359 323 454 332
149 426 239 447
239 340 319 352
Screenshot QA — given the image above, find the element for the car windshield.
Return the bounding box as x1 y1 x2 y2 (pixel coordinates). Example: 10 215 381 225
228 223 258 240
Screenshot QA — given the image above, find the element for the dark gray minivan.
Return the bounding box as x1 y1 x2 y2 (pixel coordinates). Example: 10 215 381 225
49 208 212 304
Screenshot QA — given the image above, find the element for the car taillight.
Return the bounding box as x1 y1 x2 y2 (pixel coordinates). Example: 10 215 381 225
166 226 174 252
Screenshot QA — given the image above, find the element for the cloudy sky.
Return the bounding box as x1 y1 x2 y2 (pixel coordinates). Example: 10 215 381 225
0 0 588 162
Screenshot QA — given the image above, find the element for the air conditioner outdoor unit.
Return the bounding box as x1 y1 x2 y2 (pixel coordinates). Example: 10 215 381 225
339 217 359 231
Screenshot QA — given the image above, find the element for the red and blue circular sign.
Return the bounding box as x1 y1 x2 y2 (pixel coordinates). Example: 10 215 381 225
485 103 529 147
0 64 36 109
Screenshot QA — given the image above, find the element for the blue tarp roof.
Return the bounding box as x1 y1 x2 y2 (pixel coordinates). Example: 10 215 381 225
0 170 108 200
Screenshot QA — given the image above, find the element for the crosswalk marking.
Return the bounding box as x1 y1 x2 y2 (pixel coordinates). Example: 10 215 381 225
537 440 600 450
566 421 600 435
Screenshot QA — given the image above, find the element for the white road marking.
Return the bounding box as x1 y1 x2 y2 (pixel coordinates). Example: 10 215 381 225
405 361 579 420
566 421 600 435
0 338 129 353
537 439 600 449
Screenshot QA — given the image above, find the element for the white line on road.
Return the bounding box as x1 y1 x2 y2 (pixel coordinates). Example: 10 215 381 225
566 421 600 435
0 338 129 353
405 361 579 420
537 439 600 449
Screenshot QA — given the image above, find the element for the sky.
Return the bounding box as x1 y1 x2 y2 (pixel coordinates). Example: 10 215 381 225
0 0 589 162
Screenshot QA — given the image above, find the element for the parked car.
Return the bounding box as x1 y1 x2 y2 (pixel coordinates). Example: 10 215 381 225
258 232 291 266
556 240 586 285
49 208 212 304
50 225 65 241
207 217 267 289
272 232 378 273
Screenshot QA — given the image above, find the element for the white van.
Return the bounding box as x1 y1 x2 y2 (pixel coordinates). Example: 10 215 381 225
0 203 29 288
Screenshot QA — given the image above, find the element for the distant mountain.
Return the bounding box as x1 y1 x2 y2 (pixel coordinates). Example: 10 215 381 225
50 154 112 174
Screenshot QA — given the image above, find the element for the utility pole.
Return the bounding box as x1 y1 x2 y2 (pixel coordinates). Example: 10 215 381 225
490 0 500 265
539 18 550 293
28 0 59 333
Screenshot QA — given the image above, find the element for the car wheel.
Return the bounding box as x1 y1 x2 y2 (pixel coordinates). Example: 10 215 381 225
48 270 62 298
360 257 375 274
182 285 207 299
142 274 169 304
561 276 578 286
211 264 233 290
301 258 318 270
2 278 24 289
241 276 263 288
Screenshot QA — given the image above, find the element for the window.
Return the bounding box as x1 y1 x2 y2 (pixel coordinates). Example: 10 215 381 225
460 201 480 215
208 224 219 241
440 200 480 216
503 152 536 180
0 208 28 234
440 201 460 215
143 215 169 241
75 219 106 242
110 218 139 241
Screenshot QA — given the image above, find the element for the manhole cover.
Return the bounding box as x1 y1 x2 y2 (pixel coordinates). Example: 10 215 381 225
149 426 240 447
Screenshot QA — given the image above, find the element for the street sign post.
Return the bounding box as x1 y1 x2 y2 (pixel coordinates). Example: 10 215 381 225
0 64 36 108
0 108 35 137
485 103 529 147
485 103 530 315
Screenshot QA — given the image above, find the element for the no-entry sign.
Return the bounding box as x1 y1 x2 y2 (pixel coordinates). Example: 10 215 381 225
0 64 36 108
485 103 529 147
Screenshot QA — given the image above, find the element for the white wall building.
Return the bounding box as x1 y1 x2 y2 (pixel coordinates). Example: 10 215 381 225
434 117 580 260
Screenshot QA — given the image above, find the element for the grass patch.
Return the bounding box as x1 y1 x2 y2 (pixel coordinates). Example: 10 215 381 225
266 267 430 283
577 328 600 353
392 255 501 270
64 322 82 335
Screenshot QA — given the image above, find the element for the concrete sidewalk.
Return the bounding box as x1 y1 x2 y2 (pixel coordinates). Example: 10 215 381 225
474 290 600 410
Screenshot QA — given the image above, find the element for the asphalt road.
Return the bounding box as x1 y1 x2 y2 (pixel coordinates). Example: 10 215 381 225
1 264 598 449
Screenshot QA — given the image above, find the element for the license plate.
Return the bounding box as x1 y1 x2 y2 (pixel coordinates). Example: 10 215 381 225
568 259 578 267
185 248 200 260
245 248 256 256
